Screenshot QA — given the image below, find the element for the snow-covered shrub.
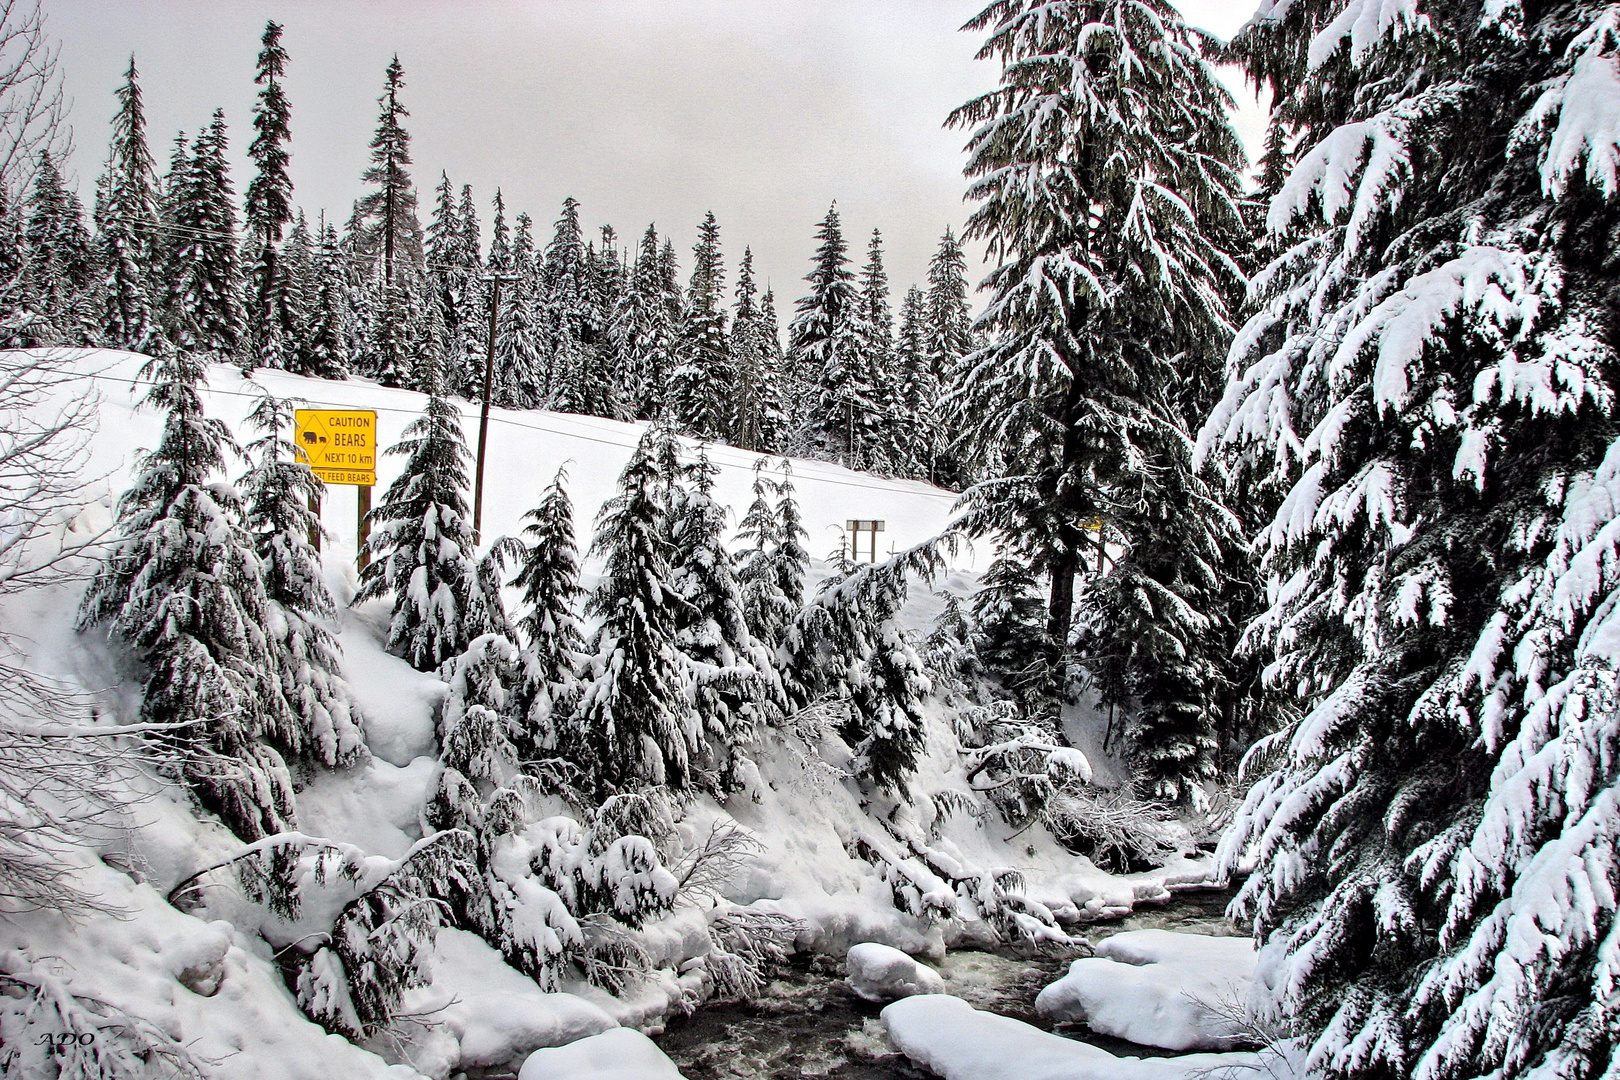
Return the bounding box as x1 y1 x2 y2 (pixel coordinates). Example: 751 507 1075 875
701 909 802 1002
922 591 983 699
479 815 585 992
671 819 762 902
1040 787 1180 875
851 823 1069 949
962 711 1093 829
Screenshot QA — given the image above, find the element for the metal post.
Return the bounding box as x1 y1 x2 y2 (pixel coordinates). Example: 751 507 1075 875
473 274 510 545
357 484 372 572
308 490 321 552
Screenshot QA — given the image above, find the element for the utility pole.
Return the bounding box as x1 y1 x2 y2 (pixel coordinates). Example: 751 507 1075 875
472 272 518 543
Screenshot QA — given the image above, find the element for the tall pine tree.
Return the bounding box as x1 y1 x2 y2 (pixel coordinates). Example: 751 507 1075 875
164 112 244 360
97 57 161 353
947 0 1248 792
669 211 731 440
243 21 295 372
1203 1 1620 1076
789 205 870 467
352 56 422 386
78 347 293 840
355 392 483 672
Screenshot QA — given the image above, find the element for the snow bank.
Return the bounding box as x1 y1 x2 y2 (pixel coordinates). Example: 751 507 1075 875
882 995 1260 1080
391 929 617 1079
0 853 419 1080
846 942 946 1002
517 1027 687 1080
1035 929 1256 1051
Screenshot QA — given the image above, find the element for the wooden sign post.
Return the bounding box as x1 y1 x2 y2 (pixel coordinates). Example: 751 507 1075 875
845 519 885 563
293 409 378 570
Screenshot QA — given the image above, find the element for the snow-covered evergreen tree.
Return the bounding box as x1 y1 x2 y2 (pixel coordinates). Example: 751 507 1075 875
355 391 482 672
163 112 245 360
97 57 162 353
573 424 698 793
1201 1 1620 1076
924 228 973 485
789 204 872 467
77 347 293 840
300 217 351 379
352 55 423 385
239 390 364 770
780 543 940 794
728 248 783 452
425 171 476 393
947 0 1248 788
736 458 808 651
667 446 778 793
612 223 678 419
540 196 591 406
19 150 99 346
509 467 587 760
494 252 547 408
970 556 1045 681
243 21 295 372
858 227 904 473
895 285 935 480
669 211 732 440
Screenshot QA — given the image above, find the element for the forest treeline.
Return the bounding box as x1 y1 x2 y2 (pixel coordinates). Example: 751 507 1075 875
3 28 979 484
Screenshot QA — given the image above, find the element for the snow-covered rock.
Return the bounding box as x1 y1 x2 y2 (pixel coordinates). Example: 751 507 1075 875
882 994 1262 1080
846 942 947 1001
1035 929 1256 1051
517 1027 686 1080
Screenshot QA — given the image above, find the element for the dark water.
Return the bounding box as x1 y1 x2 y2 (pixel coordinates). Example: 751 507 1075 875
653 886 1241 1080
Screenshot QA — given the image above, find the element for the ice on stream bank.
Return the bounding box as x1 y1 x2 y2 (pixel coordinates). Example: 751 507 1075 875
847 942 947 1002
1036 929 1257 1051
883 995 1263 1080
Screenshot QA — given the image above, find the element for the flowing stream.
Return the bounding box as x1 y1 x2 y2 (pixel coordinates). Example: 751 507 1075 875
653 887 1240 1080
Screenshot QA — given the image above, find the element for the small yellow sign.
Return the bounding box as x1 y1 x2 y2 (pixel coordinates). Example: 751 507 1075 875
294 409 377 486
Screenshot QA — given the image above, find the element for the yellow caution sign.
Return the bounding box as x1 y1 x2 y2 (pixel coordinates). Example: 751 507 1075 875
294 409 377 486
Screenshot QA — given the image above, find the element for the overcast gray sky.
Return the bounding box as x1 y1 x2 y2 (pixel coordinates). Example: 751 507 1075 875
47 0 1264 305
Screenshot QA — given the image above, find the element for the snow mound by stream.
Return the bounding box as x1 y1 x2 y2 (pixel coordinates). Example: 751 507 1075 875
518 1027 687 1080
882 994 1261 1080
846 942 946 1001
1035 929 1256 1051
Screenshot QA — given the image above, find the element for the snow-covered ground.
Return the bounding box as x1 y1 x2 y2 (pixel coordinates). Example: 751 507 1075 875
4 349 1234 1079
